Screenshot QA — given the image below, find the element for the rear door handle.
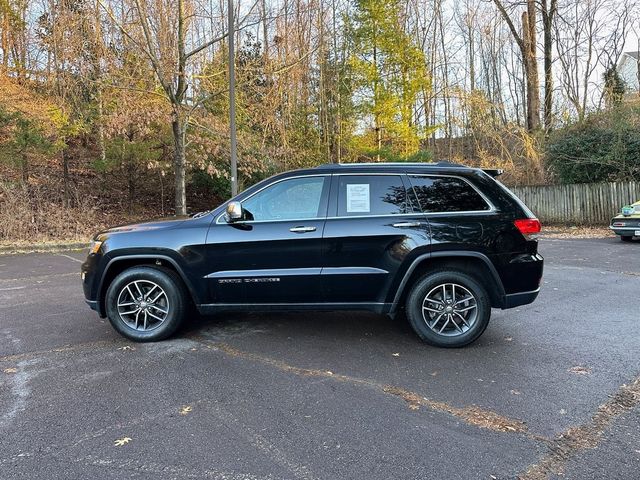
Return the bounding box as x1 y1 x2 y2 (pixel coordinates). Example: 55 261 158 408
290 226 317 233
392 222 424 228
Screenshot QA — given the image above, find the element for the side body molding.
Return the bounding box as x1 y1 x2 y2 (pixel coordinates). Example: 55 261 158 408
389 251 507 313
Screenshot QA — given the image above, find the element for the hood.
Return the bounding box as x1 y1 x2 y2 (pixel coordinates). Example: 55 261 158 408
97 216 190 237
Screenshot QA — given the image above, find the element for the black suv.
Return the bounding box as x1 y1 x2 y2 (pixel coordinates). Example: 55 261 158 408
82 162 543 347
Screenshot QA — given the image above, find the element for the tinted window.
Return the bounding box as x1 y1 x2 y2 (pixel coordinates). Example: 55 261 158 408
337 175 409 216
242 176 327 221
410 176 490 213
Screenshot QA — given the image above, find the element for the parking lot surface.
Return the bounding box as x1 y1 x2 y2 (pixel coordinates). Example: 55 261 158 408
1 237 639 479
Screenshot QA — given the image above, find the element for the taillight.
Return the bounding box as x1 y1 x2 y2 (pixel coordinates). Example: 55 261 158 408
514 218 541 238
612 222 625 227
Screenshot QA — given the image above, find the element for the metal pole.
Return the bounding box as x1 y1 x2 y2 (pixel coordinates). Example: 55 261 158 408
228 0 238 196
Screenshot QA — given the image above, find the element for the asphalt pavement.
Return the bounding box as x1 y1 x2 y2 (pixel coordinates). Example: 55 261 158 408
1 237 639 479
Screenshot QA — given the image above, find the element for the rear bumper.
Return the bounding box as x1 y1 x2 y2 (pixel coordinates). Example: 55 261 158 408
502 288 540 309
609 226 638 236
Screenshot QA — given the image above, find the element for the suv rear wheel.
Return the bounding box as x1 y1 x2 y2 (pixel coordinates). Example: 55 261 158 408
406 270 491 348
105 266 188 342
621 235 633 242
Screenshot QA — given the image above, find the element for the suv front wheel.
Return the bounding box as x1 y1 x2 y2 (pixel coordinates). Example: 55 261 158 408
406 270 491 348
105 266 188 342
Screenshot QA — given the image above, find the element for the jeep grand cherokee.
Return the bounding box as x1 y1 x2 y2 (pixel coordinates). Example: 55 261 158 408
81 162 543 347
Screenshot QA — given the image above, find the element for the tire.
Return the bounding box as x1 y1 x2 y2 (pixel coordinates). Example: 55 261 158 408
405 270 491 348
621 236 633 242
105 266 189 342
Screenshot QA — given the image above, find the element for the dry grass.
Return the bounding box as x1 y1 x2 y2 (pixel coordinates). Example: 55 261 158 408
540 225 615 239
0 182 138 245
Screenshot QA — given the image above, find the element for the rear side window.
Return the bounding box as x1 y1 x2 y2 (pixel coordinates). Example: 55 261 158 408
337 175 410 216
409 176 490 213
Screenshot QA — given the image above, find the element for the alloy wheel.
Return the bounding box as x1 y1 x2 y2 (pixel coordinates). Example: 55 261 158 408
116 280 170 331
421 283 478 337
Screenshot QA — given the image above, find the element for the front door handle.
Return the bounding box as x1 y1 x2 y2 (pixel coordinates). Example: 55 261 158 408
290 226 317 233
392 221 424 228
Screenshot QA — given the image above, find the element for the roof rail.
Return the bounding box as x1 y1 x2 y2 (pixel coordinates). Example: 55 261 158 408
316 161 466 168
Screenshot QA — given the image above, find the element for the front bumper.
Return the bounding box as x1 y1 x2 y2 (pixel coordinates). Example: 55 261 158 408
85 299 98 312
81 252 105 316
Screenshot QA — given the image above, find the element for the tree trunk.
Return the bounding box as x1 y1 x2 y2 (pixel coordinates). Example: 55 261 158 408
522 6 541 132
541 0 556 132
21 153 28 184
62 148 70 208
172 115 187 216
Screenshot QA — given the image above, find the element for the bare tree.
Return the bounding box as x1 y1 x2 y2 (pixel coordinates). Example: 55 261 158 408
492 0 540 131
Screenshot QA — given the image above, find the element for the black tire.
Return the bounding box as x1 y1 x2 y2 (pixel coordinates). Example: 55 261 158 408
105 266 188 342
405 270 491 348
621 236 633 242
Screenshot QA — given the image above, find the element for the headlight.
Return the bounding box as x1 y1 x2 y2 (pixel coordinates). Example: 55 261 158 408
89 240 103 255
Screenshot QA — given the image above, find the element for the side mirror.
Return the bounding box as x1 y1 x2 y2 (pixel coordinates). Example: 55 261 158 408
225 201 243 222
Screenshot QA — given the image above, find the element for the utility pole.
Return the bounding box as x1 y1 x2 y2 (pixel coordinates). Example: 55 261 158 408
228 0 238 196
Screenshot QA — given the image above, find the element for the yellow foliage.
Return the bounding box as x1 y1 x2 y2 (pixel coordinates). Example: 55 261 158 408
0 75 63 137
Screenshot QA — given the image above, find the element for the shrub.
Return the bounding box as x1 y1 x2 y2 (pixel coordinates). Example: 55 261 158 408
546 103 640 183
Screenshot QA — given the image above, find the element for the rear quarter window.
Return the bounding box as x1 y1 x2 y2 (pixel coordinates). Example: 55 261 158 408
409 176 490 213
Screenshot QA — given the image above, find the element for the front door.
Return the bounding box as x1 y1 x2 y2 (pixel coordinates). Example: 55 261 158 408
205 175 330 305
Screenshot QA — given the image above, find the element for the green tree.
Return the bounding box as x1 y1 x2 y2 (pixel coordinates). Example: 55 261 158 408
603 66 626 108
0 107 51 183
348 0 430 161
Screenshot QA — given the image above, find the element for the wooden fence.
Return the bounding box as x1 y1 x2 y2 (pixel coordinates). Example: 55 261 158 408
510 182 640 225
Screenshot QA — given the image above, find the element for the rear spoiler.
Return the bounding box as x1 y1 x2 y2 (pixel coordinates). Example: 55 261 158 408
483 169 504 178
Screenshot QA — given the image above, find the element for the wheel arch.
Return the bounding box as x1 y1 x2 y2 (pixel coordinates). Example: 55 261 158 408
390 252 506 312
97 254 199 317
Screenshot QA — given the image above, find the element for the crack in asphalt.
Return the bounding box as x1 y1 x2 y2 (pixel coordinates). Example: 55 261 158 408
194 339 530 436
518 375 640 480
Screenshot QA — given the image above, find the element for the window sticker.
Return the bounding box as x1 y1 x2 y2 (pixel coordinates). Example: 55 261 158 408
346 184 370 212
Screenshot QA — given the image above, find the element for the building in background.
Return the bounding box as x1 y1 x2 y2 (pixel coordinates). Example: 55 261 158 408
618 51 640 99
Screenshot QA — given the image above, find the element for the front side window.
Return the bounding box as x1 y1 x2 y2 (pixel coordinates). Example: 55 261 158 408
410 176 490 213
241 176 327 221
337 175 410 216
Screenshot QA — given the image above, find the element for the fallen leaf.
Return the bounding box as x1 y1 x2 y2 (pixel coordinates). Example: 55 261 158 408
118 346 134 351
392 353 400 357
510 390 521 395
114 437 132 447
559 409 567 415
3 368 18 374
490 475 497 479
430 371 438 376
180 405 193 415
568 366 591 375
504 337 513 342
326 371 333 375
408 404 420 411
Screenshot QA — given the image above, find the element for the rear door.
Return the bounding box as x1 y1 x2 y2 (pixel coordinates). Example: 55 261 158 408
407 174 504 263
321 173 430 305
